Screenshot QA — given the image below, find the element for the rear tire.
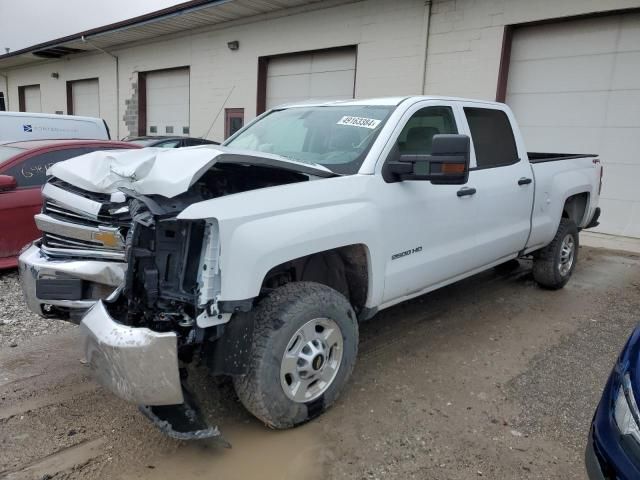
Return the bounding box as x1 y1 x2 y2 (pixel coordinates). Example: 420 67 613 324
532 218 579 290
233 282 358 429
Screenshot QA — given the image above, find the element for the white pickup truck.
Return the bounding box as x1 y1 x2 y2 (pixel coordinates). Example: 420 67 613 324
19 96 602 438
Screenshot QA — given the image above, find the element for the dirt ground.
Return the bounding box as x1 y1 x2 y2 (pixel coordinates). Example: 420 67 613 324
1 245 639 479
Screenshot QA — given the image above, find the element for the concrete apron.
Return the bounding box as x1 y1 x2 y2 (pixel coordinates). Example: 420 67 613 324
581 231 640 255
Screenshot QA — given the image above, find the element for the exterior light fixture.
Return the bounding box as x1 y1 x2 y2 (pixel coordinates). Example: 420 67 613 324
227 41 239 51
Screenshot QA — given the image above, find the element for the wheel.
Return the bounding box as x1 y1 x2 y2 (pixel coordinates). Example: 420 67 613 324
233 281 358 428
532 218 579 290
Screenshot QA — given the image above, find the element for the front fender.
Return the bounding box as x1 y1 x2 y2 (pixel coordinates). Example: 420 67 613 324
219 202 380 303
177 175 384 306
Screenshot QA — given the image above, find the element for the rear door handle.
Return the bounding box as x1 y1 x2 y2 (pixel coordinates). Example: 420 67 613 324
518 177 532 185
457 187 476 197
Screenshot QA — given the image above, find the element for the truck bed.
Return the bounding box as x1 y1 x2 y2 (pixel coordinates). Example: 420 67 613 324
528 152 598 164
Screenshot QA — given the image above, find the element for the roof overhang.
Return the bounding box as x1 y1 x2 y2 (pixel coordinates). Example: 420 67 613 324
0 0 331 70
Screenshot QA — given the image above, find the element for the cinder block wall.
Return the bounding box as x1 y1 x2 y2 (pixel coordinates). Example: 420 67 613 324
424 0 640 99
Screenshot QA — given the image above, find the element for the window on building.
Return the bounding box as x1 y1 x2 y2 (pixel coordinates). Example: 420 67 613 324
0 92 6 111
464 107 518 169
225 108 244 139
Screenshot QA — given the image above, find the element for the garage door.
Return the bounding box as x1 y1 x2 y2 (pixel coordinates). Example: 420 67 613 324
506 13 640 238
266 48 356 109
145 68 189 136
70 79 99 117
23 85 41 113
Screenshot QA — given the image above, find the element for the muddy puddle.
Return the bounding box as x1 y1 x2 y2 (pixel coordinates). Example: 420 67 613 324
119 420 328 480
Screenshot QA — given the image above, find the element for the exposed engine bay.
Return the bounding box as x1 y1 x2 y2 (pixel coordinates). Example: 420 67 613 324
103 163 314 361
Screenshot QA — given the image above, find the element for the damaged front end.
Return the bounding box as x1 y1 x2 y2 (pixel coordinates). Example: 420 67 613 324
80 158 324 441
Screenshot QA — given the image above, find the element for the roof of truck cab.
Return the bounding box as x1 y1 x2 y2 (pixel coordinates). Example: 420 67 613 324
277 96 505 108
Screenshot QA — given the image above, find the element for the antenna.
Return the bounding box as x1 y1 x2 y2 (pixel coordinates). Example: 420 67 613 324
202 85 235 140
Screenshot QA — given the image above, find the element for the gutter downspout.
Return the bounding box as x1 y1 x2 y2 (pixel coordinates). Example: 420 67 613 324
420 0 432 95
0 72 8 110
81 36 119 139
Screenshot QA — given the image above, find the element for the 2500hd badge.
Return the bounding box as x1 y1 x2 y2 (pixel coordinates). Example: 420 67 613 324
391 246 423 260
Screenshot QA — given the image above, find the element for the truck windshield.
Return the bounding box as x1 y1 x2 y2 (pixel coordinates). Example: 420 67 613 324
225 105 394 174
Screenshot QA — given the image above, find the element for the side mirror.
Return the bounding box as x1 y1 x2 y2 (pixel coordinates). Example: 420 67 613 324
384 134 470 185
0 175 17 192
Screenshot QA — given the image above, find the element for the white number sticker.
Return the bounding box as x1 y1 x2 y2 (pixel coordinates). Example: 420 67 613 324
337 116 381 129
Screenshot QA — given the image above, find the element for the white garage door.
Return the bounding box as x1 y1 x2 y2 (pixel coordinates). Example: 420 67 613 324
146 68 189 136
506 13 640 238
71 79 99 117
266 48 356 109
23 85 41 113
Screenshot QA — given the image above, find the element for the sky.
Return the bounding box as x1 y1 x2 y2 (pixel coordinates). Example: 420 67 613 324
0 0 184 53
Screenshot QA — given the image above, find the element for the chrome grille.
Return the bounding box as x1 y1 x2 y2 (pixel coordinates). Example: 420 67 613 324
39 179 129 261
44 233 106 249
43 200 122 227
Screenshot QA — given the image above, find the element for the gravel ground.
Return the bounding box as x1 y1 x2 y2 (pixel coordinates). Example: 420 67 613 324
507 287 639 453
1 246 639 479
0 270 73 348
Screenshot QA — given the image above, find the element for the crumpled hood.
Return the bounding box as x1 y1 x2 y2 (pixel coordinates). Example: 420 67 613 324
47 145 334 198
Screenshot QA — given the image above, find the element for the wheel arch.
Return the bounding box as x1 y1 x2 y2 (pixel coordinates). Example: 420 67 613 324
562 192 590 227
260 244 371 316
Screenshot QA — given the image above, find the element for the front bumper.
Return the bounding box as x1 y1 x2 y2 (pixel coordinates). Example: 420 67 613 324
79 300 184 405
587 374 640 480
586 428 607 480
18 242 126 319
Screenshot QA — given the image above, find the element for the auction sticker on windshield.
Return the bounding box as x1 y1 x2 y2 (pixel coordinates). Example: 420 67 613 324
337 116 381 129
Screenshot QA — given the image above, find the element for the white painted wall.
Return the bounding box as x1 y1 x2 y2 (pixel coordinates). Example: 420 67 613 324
2 0 429 141
5 54 117 132
424 0 640 100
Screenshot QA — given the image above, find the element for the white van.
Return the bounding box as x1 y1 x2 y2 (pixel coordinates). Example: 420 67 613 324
0 111 110 141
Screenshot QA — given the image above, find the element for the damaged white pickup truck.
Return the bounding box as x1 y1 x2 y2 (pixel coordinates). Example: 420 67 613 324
19 96 603 439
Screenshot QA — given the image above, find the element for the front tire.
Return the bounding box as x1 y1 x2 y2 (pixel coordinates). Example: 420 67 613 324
233 282 358 429
532 218 579 290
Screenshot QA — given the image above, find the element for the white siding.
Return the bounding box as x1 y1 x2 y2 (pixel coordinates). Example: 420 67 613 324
145 68 190 136
506 13 640 237
71 79 100 117
266 48 356 108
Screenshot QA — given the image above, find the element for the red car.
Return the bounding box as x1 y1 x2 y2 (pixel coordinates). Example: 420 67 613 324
0 139 139 269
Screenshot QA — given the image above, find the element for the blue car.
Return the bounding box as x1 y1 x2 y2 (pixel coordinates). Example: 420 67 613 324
587 326 640 479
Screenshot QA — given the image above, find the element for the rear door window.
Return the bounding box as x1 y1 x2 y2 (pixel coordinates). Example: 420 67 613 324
463 108 518 169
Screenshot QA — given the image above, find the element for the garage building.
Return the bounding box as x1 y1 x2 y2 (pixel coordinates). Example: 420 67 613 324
0 0 639 238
